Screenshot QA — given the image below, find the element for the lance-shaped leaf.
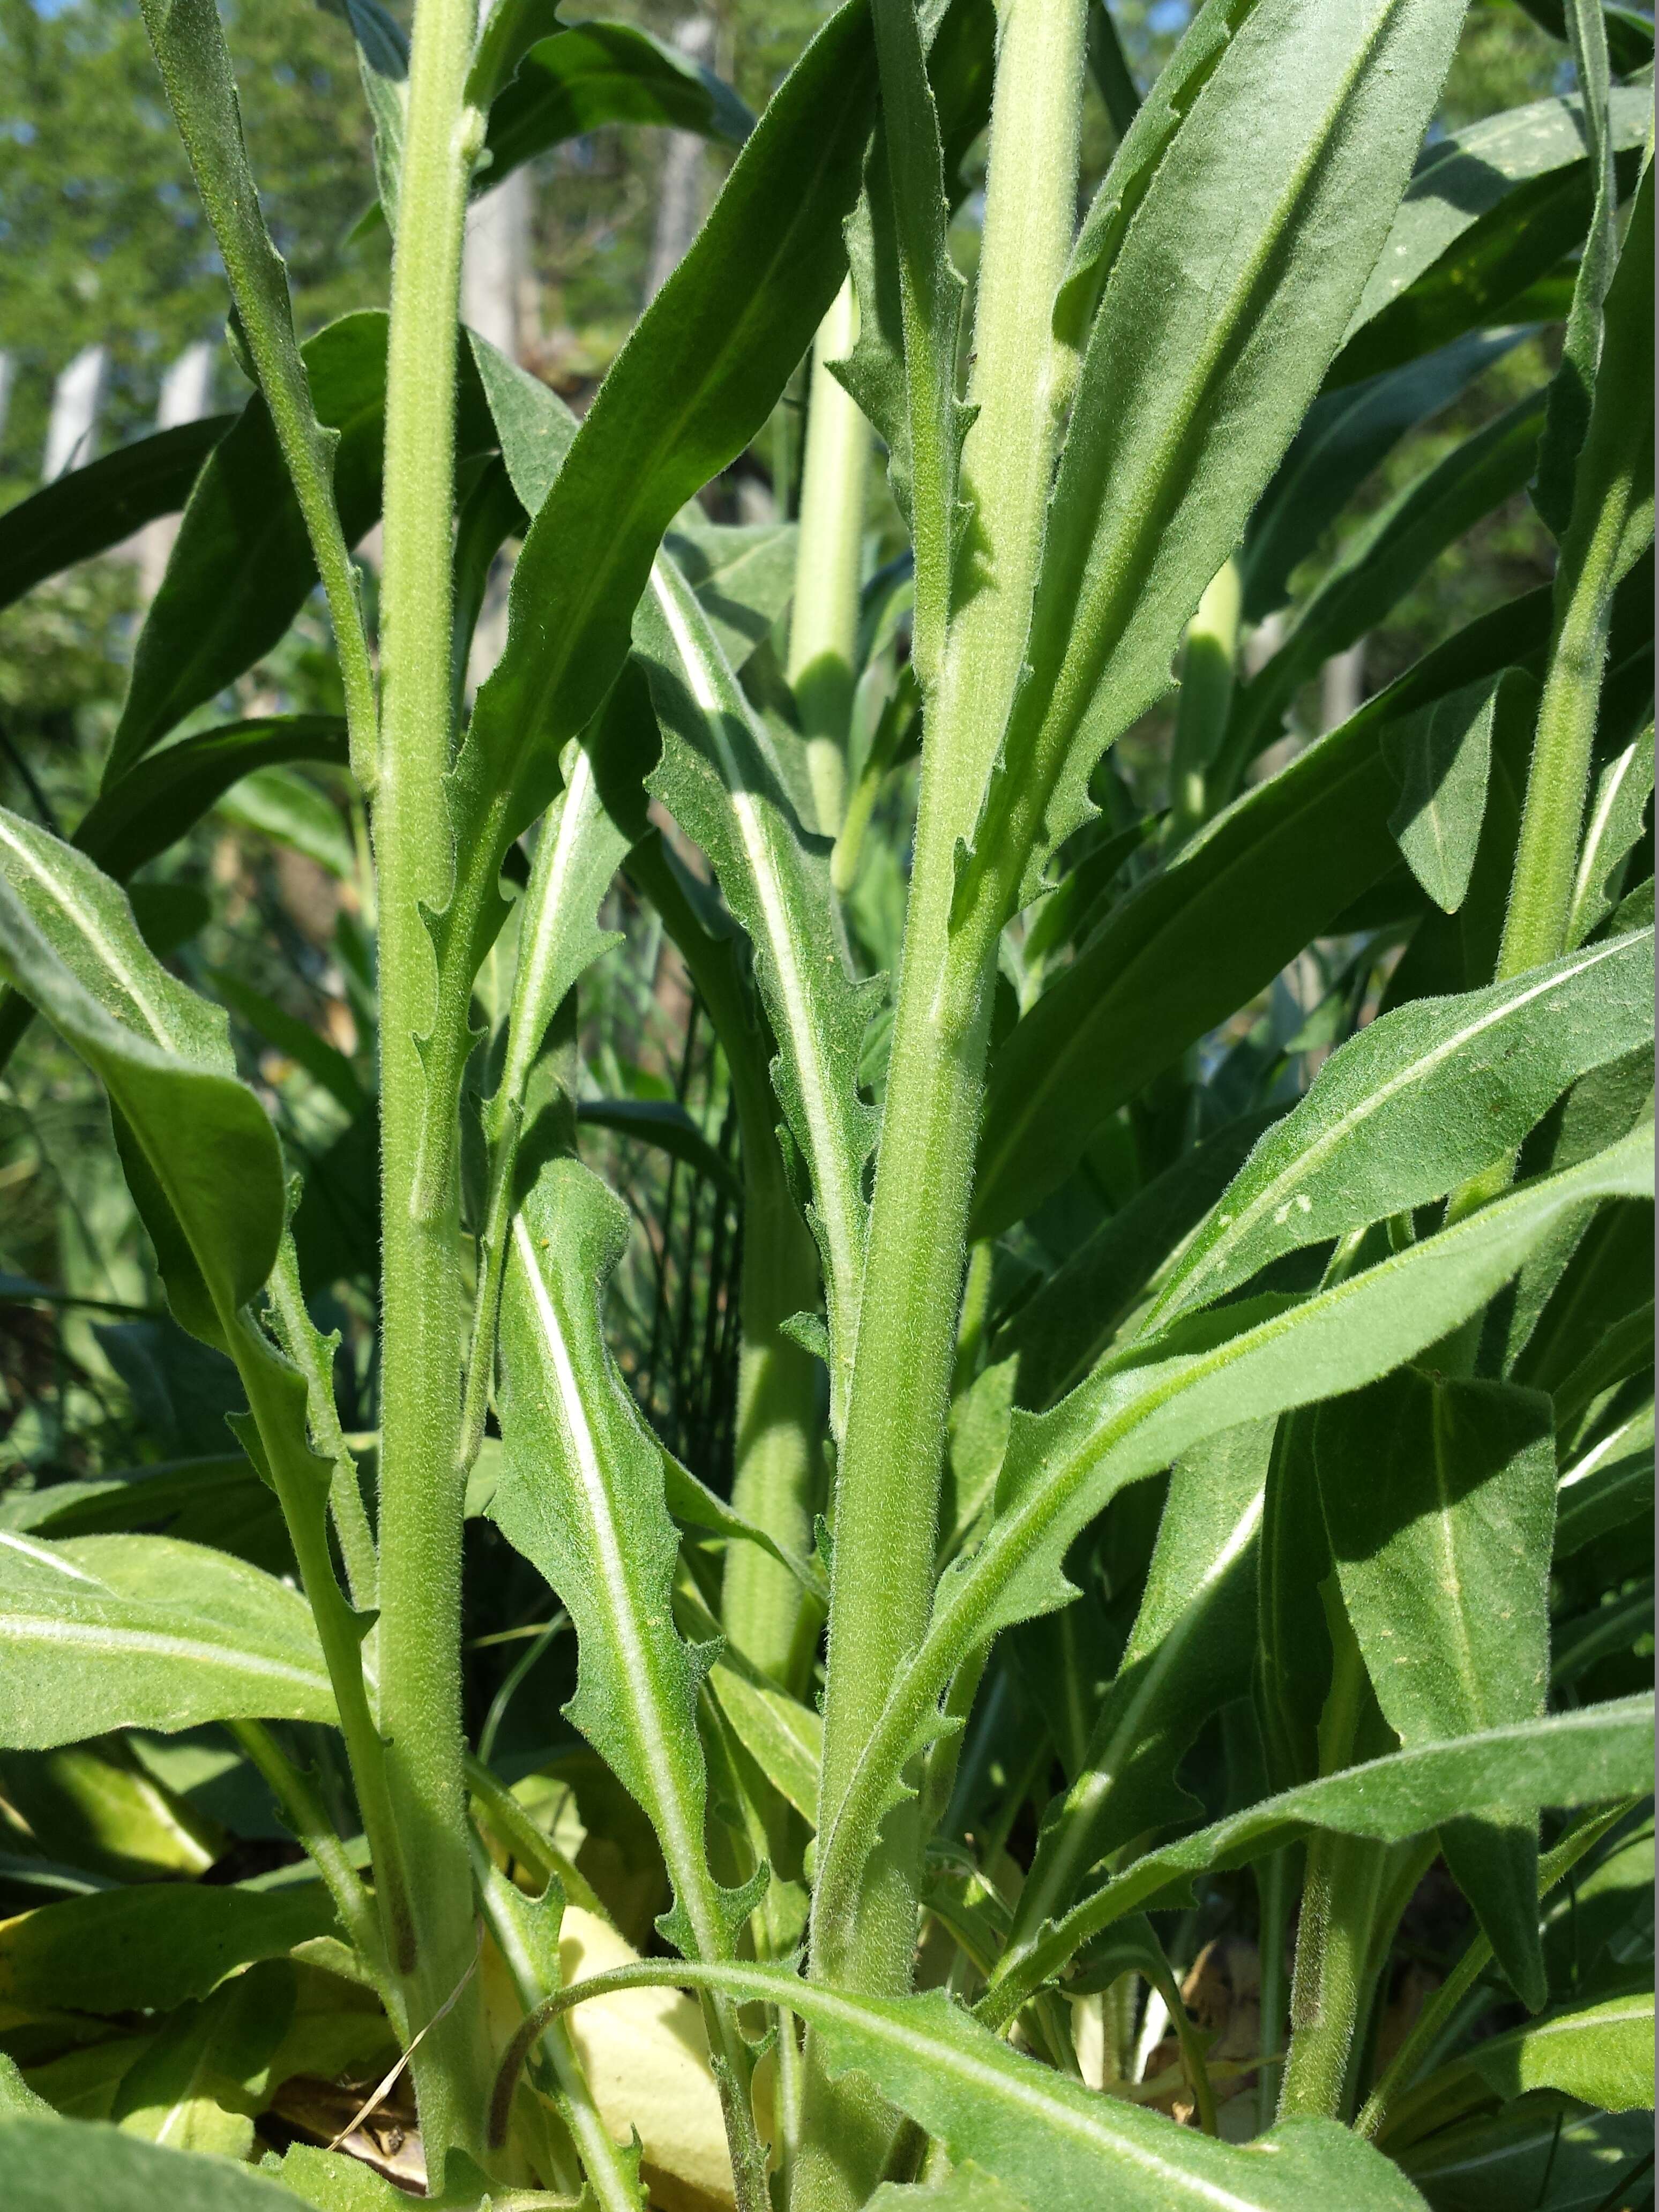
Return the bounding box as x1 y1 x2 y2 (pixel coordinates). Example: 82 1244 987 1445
0 1530 335 1747
1145 925 1655 1329
1326 82 1653 389
972 583 1564 1237
811 1126 1655 1957
1556 1402 1654 1558
1568 722 1655 947
1532 0 1618 539
1228 387 1546 769
1240 330 1523 624
136 0 375 782
490 1159 768 2200
0 1879 337 2015
322 0 408 226
491 1157 759 1963
951 0 1469 935
1004 1421 1271 1967
852 0 968 689
0 416 233 616
482 20 753 201
0 2117 311 2210
1319 1373 1557 2008
1382 1989 1654 2147
636 555 876 1432
978 1697 1654 2027
432 1 878 1050
1383 674 1497 913
513 1957 1426 2212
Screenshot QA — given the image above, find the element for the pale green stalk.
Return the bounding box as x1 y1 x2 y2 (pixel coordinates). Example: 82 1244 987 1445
1167 557 1242 842
799 5 1087 2204
372 0 494 2163
789 277 872 838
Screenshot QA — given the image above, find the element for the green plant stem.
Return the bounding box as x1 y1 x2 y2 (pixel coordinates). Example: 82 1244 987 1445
371 0 493 2166
1167 558 1242 843
227 1717 395 2012
798 8 1085 2206
268 1234 379 1615
1276 1592 1390 2121
789 276 871 838
1357 1798 1638 2142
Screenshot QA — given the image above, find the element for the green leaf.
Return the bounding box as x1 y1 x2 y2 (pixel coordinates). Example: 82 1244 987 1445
1532 0 1618 540
74 719 349 885
1567 722 1655 947
491 1156 756 1962
1240 330 1523 623
973 585 1565 1238
1146 925 1655 1329
1231 388 1545 773
1511 0 1655 72
0 808 286 1349
111 1960 295 2158
215 767 354 879
662 517 799 674
636 554 876 1432
577 1098 738 1200
531 1956 1431 2211
481 21 753 202
1327 83 1653 389
436 1 877 1053
1005 1419 1271 1962
992 1110 1280 1409
953 0 1470 931
1385 1990 1654 2147
1396 2096 1650 2211
708 1660 821 1827
1384 674 1498 912
0 2116 303 2211
0 1875 338 2017
1319 1372 1557 2008
1556 1403 1654 1557
321 0 407 226
136 0 374 783
981 1697 1654 2027
0 1530 335 1748
814 1126 1654 1955
0 417 233 617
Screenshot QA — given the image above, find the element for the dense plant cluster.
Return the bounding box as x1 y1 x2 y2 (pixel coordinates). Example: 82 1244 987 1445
0 1 1651 2209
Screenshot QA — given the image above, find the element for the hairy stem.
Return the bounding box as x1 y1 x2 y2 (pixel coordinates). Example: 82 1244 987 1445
1167 557 1242 843
798 5 1086 2203
372 0 493 2165
789 276 872 838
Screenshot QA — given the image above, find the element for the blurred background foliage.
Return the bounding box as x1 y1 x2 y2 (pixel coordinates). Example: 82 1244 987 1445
0 0 1584 1533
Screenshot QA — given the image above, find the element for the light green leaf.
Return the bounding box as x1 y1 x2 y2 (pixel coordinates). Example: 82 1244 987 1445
814 1125 1654 1955
1384 674 1498 912
1556 1403 1654 1557
708 1661 821 1827
980 1697 1654 2027
0 417 231 617
663 518 799 674
1147 927 1655 1329
0 1531 336 1748
636 554 875 1432
322 0 407 226
0 2117 304 2210
1319 1372 1557 2008
215 767 355 880
973 581 1563 1236
1532 0 1618 539
1385 1990 1654 2148
113 1960 294 2158
1568 722 1654 947
0 1877 336 2016
136 0 374 783
1228 389 1545 768
1004 1420 1270 1967
526 1956 1429 2211
953 0 1470 931
491 1156 753 1964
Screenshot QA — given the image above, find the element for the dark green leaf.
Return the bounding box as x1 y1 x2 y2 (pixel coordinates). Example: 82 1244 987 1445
0 2116 304 2210
1384 674 1498 911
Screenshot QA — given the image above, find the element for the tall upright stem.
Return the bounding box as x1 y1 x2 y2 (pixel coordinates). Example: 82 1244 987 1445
797 4 1086 2204
789 278 872 837
373 0 493 2166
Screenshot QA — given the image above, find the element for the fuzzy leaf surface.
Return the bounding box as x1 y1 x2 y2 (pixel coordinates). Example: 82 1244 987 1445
1147 925 1655 1328
0 1531 335 1747
954 0 1470 929
1319 1372 1557 2007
